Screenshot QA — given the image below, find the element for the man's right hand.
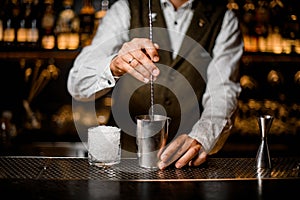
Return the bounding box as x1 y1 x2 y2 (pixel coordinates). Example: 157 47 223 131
110 38 160 83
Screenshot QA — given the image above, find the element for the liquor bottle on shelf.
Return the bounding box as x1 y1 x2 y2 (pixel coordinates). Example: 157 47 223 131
241 0 257 52
227 0 239 10
267 26 283 54
0 3 4 45
17 0 30 48
40 0 56 50
79 0 95 47
269 0 285 29
94 0 109 33
282 4 300 54
3 0 20 50
55 0 80 50
254 0 270 53
26 0 40 49
16 0 40 49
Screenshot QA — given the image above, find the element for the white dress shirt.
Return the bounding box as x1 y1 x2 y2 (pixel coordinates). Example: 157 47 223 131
67 0 244 154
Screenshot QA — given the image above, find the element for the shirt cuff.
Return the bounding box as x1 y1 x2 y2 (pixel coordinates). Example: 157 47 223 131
188 117 232 155
100 54 119 87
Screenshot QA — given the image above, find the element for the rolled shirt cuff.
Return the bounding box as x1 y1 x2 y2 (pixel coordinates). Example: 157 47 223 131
188 117 233 155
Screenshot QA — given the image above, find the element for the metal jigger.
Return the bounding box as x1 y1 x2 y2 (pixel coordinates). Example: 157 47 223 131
256 115 274 169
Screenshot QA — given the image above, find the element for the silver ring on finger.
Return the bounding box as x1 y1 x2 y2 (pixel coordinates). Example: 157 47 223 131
128 58 135 64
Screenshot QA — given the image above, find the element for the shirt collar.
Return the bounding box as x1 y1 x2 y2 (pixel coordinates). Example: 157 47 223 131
160 0 194 10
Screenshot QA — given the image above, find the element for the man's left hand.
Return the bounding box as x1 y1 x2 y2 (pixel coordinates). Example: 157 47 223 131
158 134 207 170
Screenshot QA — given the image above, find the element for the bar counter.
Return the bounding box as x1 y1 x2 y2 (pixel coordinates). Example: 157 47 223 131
0 156 299 200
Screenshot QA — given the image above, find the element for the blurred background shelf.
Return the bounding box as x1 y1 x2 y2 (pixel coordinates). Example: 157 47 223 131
0 50 80 60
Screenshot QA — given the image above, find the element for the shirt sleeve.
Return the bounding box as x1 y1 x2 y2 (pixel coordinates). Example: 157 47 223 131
188 9 244 154
67 0 131 101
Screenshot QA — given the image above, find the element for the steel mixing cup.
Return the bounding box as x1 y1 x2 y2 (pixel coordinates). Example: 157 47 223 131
136 114 170 169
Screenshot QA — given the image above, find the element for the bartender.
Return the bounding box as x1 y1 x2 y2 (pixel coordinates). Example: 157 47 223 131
67 0 244 169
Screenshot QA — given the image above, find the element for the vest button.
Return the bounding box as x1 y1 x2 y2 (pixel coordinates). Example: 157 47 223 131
165 99 171 105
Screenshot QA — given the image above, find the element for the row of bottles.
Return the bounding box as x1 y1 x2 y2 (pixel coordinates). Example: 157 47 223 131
0 0 110 51
1 0 299 53
227 0 300 54
240 69 300 91
0 0 40 49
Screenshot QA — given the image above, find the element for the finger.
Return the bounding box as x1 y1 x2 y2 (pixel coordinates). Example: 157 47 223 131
131 38 159 62
111 55 140 78
118 39 160 79
115 59 151 83
120 39 159 62
133 62 152 78
142 42 160 62
174 141 202 168
129 57 138 66
157 137 167 158
110 56 127 76
130 38 160 76
160 135 185 162
130 49 159 77
158 135 193 169
189 150 207 167
119 38 159 79
158 143 182 170
122 54 134 64
126 64 150 83
119 41 135 56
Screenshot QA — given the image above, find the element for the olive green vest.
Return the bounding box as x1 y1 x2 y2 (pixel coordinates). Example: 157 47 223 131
112 0 227 144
